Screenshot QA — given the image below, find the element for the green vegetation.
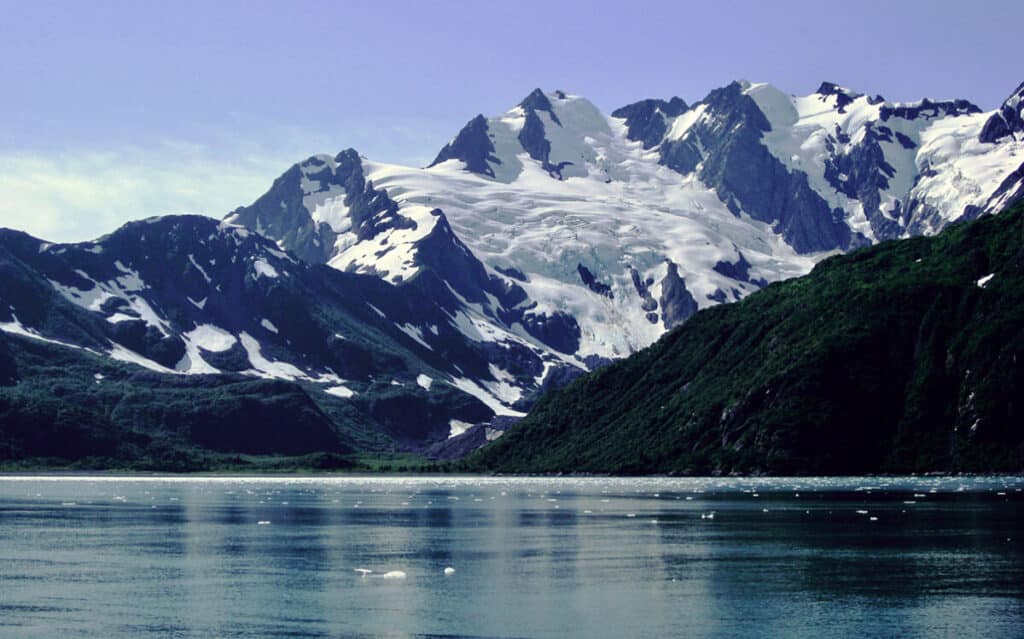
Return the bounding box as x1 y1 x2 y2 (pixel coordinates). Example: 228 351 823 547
465 204 1024 475
0 333 421 472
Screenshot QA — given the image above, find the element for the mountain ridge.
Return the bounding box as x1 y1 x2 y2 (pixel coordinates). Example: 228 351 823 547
465 202 1024 475
2 77 1024 468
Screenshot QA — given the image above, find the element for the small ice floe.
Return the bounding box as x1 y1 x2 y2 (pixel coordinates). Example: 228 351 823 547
626 513 637 518
869 517 879 522
60 502 77 507
354 568 373 577
701 512 715 520
762 508 769 513
444 567 456 576
856 510 869 515
380 571 407 580
257 520 271 525
976 273 995 288
583 509 593 514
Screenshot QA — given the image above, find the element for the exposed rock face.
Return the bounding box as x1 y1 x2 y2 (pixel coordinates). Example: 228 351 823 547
612 97 688 149
577 263 613 299
980 82 1024 144
712 251 768 288
659 82 857 253
659 261 698 329
629 266 659 315
429 114 501 177
822 123 904 240
517 88 576 179
225 149 409 263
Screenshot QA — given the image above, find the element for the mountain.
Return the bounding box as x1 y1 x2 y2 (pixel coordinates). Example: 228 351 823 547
228 81 1024 367
0 215 560 466
2 78 1024 468
465 202 1024 475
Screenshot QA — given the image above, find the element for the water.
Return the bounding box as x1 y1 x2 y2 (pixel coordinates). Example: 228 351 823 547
1 475 1022 638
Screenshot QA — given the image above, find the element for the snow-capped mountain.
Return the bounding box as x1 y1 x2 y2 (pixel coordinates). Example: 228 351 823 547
0 216 568 449
3 78 1023 459
229 80 1024 363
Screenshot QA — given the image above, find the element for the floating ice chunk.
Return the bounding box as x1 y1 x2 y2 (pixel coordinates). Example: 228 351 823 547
257 520 271 525
977 273 995 288
856 510 869 515
444 567 456 576
354 568 373 577
701 512 715 520
380 571 407 579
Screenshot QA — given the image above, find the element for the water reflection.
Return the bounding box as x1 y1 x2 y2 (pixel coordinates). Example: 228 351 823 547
0 476 1021 638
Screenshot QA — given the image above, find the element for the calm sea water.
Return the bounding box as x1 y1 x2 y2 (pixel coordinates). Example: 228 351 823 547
0 475 1022 639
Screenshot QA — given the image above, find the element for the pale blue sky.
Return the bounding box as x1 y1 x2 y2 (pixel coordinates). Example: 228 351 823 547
1 0 1021 241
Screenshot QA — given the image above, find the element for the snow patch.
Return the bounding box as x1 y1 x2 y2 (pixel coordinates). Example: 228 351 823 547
324 385 355 398
238 332 305 380
448 420 473 439
253 259 279 279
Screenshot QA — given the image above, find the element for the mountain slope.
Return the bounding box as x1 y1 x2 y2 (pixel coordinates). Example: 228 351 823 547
466 202 1024 475
0 215 557 464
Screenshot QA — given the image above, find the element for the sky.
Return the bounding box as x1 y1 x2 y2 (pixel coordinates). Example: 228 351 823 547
1 0 1021 242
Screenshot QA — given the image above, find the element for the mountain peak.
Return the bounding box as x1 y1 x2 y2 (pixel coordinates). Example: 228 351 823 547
518 88 561 126
816 81 863 98
428 113 498 176
980 81 1024 143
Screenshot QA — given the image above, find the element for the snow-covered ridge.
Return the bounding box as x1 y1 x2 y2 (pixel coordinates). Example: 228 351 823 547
229 82 1024 363
741 81 1021 240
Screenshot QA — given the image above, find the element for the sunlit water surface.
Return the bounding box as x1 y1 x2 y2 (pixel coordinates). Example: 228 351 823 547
1 475 1022 638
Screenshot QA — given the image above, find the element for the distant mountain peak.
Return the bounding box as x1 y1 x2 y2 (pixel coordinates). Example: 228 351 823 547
816 81 863 98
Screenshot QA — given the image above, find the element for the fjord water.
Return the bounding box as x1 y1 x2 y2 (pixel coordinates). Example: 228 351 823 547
0 477 1022 639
